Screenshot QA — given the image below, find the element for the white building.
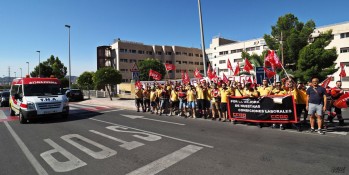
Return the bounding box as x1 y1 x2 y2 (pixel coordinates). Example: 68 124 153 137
207 21 349 89
309 21 349 89
206 37 268 77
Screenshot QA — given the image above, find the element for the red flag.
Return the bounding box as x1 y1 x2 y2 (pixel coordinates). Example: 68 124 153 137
265 50 282 69
222 73 229 84
246 76 252 83
321 76 332 88
339 63 346 77
207 64 213 79
149 69 162 80
135 81 143 89
165 63 176 71
184 71 190 84
211 68 217 79
243 58 253 73
263 67 276 79
333 93 349 108
194 68 203 79
227 59 233 70
233 62 240 76
181 70 185 81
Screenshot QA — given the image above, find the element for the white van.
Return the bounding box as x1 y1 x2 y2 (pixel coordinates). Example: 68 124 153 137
9 77 69 123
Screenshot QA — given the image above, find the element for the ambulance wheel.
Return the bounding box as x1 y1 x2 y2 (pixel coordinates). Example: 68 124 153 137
232 120 237 125
62 114 69 119
19 112 27 124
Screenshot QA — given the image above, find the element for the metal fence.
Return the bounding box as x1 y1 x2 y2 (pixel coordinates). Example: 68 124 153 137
83 90 107 98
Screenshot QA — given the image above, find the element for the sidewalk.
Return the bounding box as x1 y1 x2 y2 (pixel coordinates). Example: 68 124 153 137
75 96 136 110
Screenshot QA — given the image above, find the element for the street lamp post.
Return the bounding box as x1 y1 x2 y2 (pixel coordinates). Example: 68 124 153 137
198 0 207 77
14 72 16 78
20 68 22 78
36 51 40 77
65 24 71 89
26 62 29 77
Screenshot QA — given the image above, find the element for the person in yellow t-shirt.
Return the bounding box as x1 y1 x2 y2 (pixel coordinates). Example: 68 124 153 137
169 87 179 116
196 81 207 118
244 83 259 98
186 85 197 118
135 87 144 112
257 79 272 96
234 82 245 97
219 83 232 122
210 83 221 120
143 86 151 112
296 81 308 122
150 87 158 114
271 81 286 95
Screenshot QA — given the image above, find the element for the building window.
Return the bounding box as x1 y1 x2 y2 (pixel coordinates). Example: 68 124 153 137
340 32 349 39
340 47 349 53
231 50 237 53
200 54 203 57
166 61 172 64
122 79 128 82
176 69 181 73
189 69 194 72
234 58 243 62
189 61 193 65
195 62 199 65
220 69 228 73
200 62 203 65
182 61 188 64
183 52 188 56
176 61 181 64
166 52 172 55
120 59 128 63
146 51 153 55
138 50 144 54
195 54 199 57
236 49 243 53
256 46 260 50
120 69 128 72
120 49 127 53
131 50 137 54
176 52 181 55
189 53 193 56
130 59 137 63
219 60 226 64
157 51 162 55
341 62 349 66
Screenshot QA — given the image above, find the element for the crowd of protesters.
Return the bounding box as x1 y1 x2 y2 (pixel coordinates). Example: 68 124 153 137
134 77 346 134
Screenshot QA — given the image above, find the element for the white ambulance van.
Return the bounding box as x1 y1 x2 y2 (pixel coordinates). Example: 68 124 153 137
9 77 69 124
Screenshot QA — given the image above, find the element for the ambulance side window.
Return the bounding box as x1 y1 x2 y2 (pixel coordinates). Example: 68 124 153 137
18 85 23 99
11 85 18 97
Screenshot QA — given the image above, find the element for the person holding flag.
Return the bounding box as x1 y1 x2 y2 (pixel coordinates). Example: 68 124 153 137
258 78 272 96
330 81 345 126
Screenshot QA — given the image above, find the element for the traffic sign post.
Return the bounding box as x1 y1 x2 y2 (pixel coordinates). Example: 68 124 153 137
132 72 140 81
130 63 139 72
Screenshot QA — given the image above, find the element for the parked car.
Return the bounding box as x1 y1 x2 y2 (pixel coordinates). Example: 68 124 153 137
65 89 84 101
0 91 10 107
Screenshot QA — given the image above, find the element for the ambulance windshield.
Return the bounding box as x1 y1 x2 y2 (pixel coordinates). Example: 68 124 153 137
24 84 61 96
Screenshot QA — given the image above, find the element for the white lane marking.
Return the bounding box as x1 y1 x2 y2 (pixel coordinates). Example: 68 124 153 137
40 139 87 172
102 109 124 113
0 111 48 175
61 134 117 159
121 114 185 126
326 131 348 136
106 126 162 142
126 144 203 175
90 130 144 150
89 118 214 149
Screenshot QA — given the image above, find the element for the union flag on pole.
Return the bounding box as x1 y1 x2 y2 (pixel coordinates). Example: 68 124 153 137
227 59 233 70
233 62 240 76
135 81 143 89
182 70 190 84
165 63 176 71
222 73 229 84
339 63 346 77
149 69 162 81
263 67 276 79
265 50 282 69
321 76 332 88
243 58 253 73
194 68 203 79
333 93 349 108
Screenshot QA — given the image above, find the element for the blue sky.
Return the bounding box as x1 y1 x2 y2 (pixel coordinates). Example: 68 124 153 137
1 0 348 77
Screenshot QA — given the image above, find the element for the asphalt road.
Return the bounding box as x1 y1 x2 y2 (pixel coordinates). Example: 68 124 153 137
0 103 348 175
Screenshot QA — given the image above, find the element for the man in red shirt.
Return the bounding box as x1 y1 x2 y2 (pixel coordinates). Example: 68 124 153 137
330 81 345 126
